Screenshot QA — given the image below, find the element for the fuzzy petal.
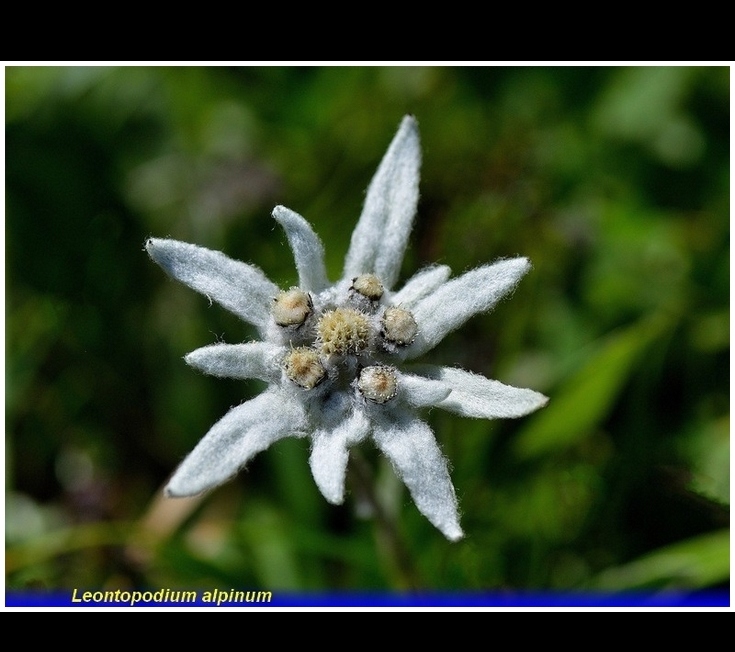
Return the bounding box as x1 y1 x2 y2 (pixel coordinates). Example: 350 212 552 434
185 342 282 382
397 371 451 408
165 388 306 497
406 257 531 358
146 238 278 334
309 407 371 505
273 205 329 293
372 411 463 542
391 265 451 308
411 365 548 419
343 116 421 289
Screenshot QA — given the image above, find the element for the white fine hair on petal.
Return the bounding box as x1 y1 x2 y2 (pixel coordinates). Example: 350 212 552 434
397 372 451 408
390 265 452 308
185 342 282 382
372 410 463 542
409 365 549 419
406 257 531 358
273 205 330 293
343 116 420 289
309 407 371 505
146 238 278 335
165 388 307 498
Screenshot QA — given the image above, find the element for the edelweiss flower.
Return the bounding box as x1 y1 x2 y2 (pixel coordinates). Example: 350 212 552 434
146 116 548 541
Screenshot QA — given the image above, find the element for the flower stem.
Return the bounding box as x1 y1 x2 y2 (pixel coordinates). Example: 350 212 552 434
348 449 422 590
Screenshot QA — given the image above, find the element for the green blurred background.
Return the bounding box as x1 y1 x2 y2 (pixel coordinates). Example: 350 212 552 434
5 65 729 597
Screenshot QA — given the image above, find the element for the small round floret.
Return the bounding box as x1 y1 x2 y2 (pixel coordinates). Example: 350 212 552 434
357 365 398 404
283 347 326 389
381 306 418 346
351 274 384 301
273 288 312 327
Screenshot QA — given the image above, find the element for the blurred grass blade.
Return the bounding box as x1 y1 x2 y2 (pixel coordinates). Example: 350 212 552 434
589 529 729 591
6 521 141 573
513 315 667 460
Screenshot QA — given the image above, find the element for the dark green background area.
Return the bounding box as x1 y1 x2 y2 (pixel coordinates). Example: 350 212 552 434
5 65 729 596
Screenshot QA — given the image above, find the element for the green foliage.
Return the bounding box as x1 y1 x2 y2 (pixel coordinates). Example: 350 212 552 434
590 529 730 591
513 315 668 460
5 66 729 600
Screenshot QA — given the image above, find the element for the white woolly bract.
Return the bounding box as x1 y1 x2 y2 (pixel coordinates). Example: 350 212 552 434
372 410 463 542
165 388 307 497
411 365 549 419
343 116 420 289
406 257 531 359
146 238 277 334
390 265 451 308
309 406 371 505
397 372 451 407
272 205 329 293
185 342 281 382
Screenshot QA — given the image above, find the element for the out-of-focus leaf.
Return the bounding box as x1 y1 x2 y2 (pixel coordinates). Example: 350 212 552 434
237 501 304 590
513 315 668 460
6 521 140 573
590 529 729 591
690 309 730 353
583 202 690 321
593 66 704 167
682 416 730 506
6 295 69 412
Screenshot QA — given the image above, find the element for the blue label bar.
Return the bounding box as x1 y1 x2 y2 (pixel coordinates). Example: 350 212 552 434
5 589 730 608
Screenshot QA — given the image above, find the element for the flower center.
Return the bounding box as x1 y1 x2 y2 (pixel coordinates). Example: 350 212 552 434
276 274 413 397
317 308 371 356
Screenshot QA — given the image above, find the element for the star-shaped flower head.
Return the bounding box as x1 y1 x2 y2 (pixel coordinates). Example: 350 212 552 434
146 116 548 541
